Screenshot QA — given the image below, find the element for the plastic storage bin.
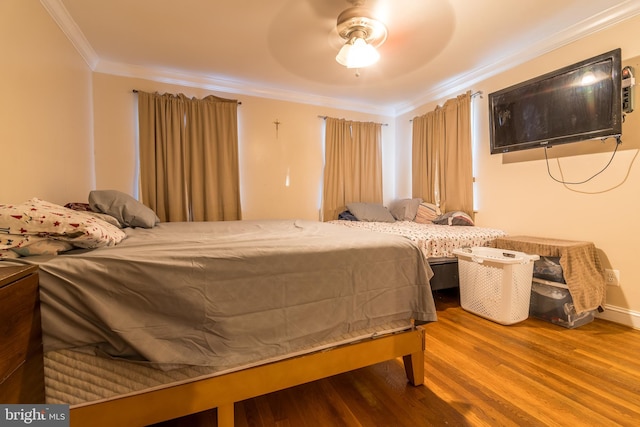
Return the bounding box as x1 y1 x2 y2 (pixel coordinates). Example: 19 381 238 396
530 278 595 328
453 247 539 325
533 256 565 283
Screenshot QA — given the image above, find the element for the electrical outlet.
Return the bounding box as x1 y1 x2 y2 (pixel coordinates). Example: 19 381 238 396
605 269 620 286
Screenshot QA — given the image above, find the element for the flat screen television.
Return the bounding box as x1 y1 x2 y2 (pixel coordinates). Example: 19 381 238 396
489 48 622 154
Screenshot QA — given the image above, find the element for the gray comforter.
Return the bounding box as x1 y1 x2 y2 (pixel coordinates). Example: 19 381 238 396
6 220 436 368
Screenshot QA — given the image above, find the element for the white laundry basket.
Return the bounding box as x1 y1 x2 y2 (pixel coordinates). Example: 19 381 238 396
453 247 539 325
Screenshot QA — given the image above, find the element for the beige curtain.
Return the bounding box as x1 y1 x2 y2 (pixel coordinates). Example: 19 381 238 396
137 91 241 222
322 118 383 221
411 109 440 205
411 91 473 215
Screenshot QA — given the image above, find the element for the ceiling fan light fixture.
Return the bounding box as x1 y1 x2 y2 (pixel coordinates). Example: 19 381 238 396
335 3 387 70
335 34 380 68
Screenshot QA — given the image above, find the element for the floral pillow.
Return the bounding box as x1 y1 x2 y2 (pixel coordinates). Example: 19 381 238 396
0 198 126 259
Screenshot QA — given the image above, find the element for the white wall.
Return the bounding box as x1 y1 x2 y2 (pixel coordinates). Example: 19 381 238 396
91 73 396 220
0 0 94 205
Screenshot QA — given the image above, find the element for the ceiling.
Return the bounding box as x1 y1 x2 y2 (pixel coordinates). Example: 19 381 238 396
44 0 640 115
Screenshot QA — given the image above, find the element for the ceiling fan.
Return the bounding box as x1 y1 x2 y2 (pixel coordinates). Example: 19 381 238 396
334 0 388 71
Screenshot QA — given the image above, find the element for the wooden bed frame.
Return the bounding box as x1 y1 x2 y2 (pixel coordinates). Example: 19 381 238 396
69 326 425 427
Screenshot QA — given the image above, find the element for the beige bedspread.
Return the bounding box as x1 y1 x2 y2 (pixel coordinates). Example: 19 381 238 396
493 236 605 313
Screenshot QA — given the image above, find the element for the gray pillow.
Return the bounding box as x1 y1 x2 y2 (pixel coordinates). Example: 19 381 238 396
389 198 423 221
89 190 160 228
346 202 395 222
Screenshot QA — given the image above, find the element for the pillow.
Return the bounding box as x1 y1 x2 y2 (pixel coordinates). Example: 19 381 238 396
345 202 395 222
64 202 93 212
432 211 475 226
414 202 441 224
0 198 126 259
389 198 423 221
77 210 123 229
89 190 160 228
65 200 123 228
337 210 358 221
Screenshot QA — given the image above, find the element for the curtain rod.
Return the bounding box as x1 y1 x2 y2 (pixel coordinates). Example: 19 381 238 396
132 90 241 105
408 90 484 121
317 115 388 126
319 91 482 125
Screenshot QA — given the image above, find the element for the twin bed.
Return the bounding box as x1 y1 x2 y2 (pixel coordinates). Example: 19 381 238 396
1 196 505 426
329 205 506 291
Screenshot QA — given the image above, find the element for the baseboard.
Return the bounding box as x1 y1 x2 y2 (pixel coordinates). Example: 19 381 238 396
596 304 640 330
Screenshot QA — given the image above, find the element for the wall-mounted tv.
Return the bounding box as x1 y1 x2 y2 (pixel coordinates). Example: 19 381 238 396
489 48 622 154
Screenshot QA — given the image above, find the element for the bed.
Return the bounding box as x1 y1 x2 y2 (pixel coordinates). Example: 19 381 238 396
328 219 508 259
329 219 507 290
1 197 437 426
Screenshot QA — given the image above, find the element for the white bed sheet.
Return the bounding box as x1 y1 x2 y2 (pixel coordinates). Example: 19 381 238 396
329 220 507 259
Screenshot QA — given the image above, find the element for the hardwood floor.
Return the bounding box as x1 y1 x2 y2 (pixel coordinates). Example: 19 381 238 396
154 288 640 426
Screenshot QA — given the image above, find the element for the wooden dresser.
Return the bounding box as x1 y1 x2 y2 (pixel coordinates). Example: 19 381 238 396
0 265 45 403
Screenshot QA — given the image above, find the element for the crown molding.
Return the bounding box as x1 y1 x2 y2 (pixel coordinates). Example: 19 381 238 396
95 60 396 116
394 0 640 116
42 0 640 117
40 0 99 69
39 0 391 117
